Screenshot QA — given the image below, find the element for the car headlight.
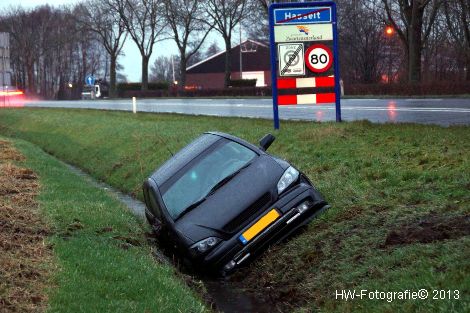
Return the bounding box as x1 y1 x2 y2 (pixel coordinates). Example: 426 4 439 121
277 166 299 194
190 237 221 256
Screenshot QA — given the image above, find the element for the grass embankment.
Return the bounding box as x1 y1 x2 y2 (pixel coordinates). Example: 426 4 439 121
1 139 52 312
0 135 206 312
0 108 469 312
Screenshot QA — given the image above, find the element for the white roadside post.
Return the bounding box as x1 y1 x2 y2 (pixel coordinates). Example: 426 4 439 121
132 97 137 114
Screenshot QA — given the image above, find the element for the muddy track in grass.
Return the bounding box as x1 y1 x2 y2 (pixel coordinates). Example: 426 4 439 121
0 140 53 312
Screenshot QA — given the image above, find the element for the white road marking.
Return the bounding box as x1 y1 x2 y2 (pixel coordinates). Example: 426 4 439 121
405 98 443 101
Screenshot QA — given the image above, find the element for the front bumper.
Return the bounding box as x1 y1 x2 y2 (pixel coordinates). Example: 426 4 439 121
200 183 329 273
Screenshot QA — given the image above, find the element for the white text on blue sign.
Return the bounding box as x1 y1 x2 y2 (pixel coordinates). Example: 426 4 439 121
274 7 332 25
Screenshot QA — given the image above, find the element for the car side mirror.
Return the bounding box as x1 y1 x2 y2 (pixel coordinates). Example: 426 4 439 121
259 134 275 151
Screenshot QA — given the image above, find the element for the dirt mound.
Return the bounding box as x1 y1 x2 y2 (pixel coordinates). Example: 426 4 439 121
384 214 470 247
0 140 52 313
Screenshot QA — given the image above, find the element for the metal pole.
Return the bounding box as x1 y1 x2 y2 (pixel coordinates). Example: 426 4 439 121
332 2 342 122
1 46 5 107
269 5 280 129
171 55 175 83
388 37 392 83
239 24 243 79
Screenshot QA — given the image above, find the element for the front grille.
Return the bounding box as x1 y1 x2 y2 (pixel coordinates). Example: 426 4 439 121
223 192 272 233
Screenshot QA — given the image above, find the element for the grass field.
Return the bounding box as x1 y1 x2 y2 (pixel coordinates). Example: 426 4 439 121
2 135 206 313
0 108 469 312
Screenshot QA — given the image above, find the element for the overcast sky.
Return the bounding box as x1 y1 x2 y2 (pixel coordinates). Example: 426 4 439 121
0 0 216 82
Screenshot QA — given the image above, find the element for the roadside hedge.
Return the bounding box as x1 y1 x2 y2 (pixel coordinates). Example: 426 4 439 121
116 81 469 98
117 82 169 91
121 87 271 98
229 79 257 87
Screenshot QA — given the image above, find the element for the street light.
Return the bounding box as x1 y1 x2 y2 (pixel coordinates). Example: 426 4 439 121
385 26 394 83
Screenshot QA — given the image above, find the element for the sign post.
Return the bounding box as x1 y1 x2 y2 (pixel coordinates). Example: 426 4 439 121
269 1 341 129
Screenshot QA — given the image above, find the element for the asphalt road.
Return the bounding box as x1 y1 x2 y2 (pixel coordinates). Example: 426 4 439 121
19 97 470 126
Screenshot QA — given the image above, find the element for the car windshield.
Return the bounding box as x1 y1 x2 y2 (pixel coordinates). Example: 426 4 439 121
162 140 257 220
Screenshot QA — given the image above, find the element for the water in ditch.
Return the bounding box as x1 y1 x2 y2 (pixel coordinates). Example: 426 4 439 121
64 163 276 313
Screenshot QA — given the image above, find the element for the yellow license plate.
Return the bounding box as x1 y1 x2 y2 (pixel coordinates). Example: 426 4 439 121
239 209 280 244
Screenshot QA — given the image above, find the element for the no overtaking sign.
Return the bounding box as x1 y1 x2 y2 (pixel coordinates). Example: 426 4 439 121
278 43 305 76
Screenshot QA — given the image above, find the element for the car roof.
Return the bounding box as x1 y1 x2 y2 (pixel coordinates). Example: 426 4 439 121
150 132 263 187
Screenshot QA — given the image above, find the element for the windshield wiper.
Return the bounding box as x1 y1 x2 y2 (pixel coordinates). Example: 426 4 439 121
175 162 252 220
205 162 252 197
176 197 208 220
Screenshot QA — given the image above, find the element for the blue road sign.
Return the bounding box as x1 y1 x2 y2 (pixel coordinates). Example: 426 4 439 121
274 7 332 25
85 75 95 86
269 1 341 129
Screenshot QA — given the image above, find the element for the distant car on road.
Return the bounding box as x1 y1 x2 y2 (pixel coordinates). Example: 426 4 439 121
81 81 109 100
143 132 329 274
81 85 95 100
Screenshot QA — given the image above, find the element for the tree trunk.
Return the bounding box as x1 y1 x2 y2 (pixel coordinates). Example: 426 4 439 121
224 38 232 88
408 3 424 83
180 54 187 89
110 55 117 98
26 58 35 95
466 56 470 81
141 55 149 91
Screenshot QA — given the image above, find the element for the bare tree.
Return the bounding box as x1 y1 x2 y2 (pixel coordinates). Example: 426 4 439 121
3 7 40 94
205 0 248 88
150 55 180 82
203 40 220 59
382 0 442 82
1 5 105 98
443 0 470 80
164 0 213 88
257 0 269 12
107 0 166 90
186 40 220 68
243 0 269 41
338 0 389 83
77 0 127 97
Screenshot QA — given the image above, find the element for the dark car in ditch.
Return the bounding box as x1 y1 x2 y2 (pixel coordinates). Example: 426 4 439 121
143 132 329 274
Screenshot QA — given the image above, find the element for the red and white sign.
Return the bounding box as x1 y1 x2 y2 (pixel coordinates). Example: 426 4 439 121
278 93 335 105
277 76 334 89
305 44 333 73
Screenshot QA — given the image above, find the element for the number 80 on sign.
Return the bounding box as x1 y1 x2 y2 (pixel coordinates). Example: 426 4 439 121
305 44 333 73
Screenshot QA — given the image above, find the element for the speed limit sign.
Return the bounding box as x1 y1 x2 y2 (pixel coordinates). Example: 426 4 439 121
305 44 333 73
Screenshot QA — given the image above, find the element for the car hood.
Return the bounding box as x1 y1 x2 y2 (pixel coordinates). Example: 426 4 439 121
174 155 285 243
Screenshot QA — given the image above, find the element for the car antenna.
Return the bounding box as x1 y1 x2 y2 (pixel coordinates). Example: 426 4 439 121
155 128 174 157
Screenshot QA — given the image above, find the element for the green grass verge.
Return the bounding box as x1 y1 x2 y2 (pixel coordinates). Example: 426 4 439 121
0 108 469 312
7 135 207 313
